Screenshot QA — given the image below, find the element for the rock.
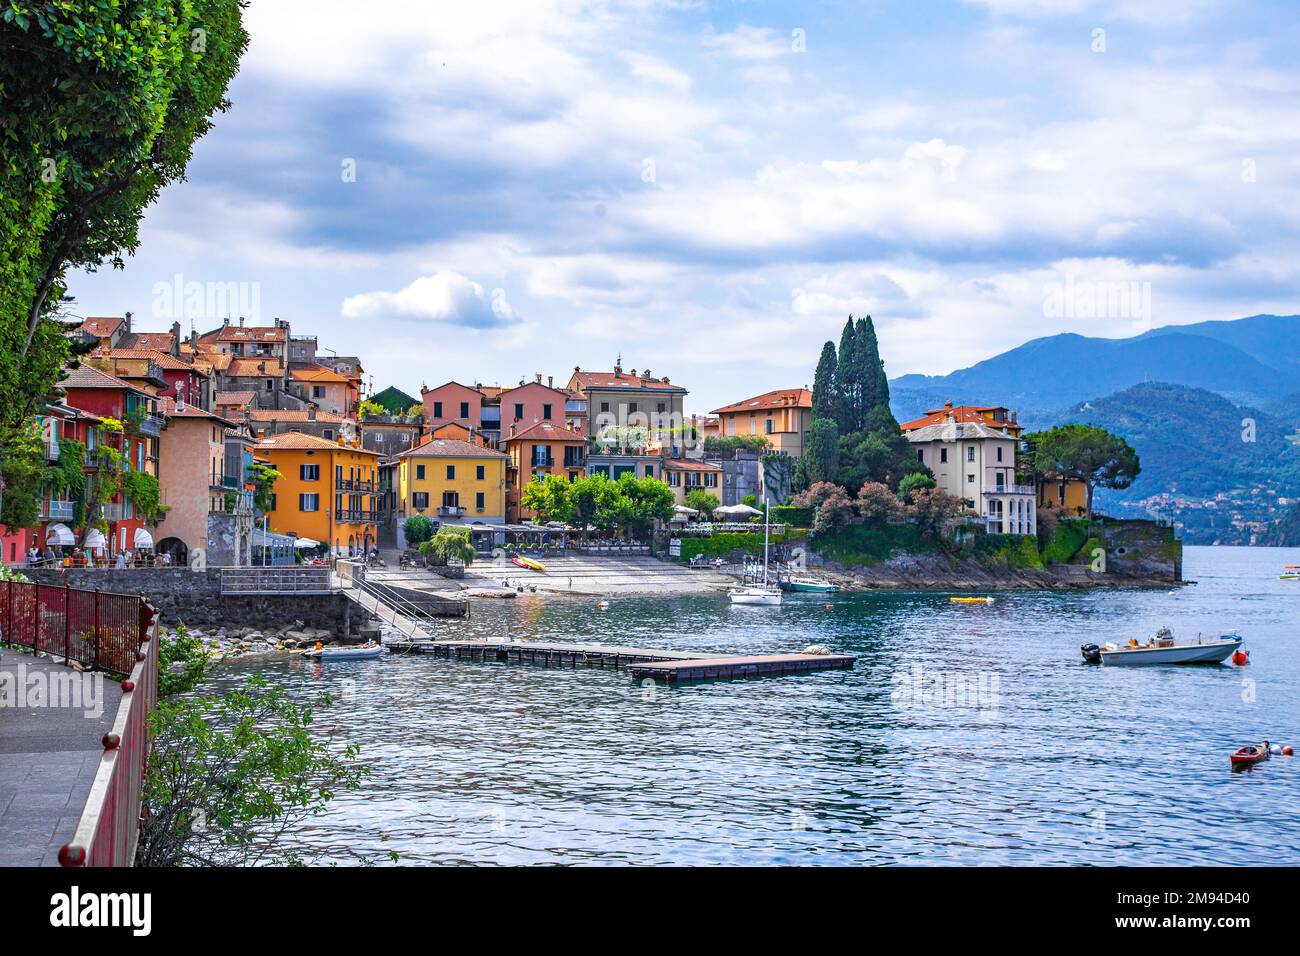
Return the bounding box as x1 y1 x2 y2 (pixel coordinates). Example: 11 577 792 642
802 644 831 656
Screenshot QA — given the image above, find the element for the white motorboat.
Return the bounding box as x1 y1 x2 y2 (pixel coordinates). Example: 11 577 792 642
1081 628 1243 666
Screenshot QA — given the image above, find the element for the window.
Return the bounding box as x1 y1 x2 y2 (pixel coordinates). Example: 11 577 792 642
416 464 425 480
442 491 459 507
299 493 320 511
300 464 320 481
543 403 552 420
514 403 524 420
705 472 717 488
940 448 948 463
313 386 325 399
765 418 774 434
336 465 343 484
656 402 665 413
600 402 609 413
265 380 273 391
475 492 485 510
446 465 455 480
967 446 975 462
460 402 470 419
629 402 638 414
269 493 277 511
668 471 681 487
323 429 334 440
532 446 551 467
412 492 428 510
967 474 975 483
476 464 485 480
433 401 443 418
917 449 925 463
996 446 1003 462
644 464 654 477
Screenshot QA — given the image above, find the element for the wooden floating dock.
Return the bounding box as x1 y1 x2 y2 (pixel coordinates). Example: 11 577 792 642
629 653 856 682
387 639 855 681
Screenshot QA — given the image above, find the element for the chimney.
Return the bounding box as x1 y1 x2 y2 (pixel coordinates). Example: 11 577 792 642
336 435 345 446
643 369 651 380
535 373 542 384
257 429 266 439
944 398 953 410
508 423 516 438
548 375 553 388
630 368 637 378
170 321 181 357
307 405 316 421
223 317 230 327
239 316 246 327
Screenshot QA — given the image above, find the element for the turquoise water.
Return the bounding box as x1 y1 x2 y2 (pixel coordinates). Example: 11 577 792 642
210 545 1300 865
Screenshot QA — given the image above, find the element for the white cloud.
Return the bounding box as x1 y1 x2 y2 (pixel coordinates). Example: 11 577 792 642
622 51 693 91
703 25 790 61
341 271 517 327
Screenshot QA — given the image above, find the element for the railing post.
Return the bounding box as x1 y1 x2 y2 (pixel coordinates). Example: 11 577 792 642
93 588 101 671
65 583 72 662
33 582 41 652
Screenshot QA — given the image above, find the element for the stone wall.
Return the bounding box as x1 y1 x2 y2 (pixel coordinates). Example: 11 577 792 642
24 566 359 632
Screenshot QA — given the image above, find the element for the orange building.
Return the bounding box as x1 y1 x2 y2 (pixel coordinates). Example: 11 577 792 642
711 388 812 456
257 432 383 555
501 421 588 521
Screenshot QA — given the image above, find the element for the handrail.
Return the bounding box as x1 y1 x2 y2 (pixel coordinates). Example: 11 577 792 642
334 561 449 640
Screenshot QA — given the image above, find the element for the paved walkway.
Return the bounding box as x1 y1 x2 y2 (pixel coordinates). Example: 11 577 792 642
0 648 121 866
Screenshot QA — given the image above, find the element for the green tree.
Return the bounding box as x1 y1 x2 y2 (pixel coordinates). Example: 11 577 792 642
897 471 936 504
402 514 436 546
157 622 212 699
810 340 837 422
793 417 838 492
247 462 280 514
683 488 719 517
611 472 675 537
1031 424 1141 519
521 473 573 523
421 527 476 567
834 317 857 432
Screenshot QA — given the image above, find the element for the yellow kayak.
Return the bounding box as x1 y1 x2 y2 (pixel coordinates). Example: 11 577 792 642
511 555 546 571
949 596 994 604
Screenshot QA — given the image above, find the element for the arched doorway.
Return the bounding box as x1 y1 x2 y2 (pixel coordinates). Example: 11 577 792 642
157 537 188 567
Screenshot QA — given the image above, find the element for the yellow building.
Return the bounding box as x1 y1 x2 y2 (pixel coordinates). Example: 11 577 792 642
395 438 508 542
1038 477 1089 514
711 388 813 456
257 432 383 555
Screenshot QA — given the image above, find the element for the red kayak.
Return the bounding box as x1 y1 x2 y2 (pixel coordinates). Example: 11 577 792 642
1231 743 1270 767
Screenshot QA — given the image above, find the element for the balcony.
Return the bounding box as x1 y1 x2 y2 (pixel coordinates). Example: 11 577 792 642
102 503 124 522
983 484 1036 497
336 509 377 523
129 412 165 437
41 500 75 521
221 474 243 489
337 478 376 492
438 505 466 517
210 489 255 515
45 438 60 461
531 455 555 468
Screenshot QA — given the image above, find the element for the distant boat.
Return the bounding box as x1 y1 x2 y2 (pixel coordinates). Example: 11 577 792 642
950 596 994 604
1081 628 1243 666
1231 743 1270 768
782 575 840 593
729 494 781 607
1281 565 1300 580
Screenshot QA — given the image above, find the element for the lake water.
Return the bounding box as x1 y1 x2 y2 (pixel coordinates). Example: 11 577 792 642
208 545 1300 865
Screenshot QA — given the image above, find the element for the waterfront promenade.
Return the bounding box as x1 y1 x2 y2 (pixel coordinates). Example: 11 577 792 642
0 652 122 866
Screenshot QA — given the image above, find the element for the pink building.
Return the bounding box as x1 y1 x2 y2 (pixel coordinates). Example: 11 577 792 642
499 380 569 432
421 381 483 431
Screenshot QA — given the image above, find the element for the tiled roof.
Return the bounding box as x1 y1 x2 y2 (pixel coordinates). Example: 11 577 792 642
257 432 381 455
503 421 586 443
92 348 204 372
201 324 288 344
900 404 1019 433
571 368 686 393
712 388 812 416
664 458 723 471
128 332 177 351
398 439 506 459
903 420 1016 443
214 390 256 407
59 364 150 395
158 396 235 425
289 364 351 384
248 409 347 423
77 317 124 338
227 357 284 378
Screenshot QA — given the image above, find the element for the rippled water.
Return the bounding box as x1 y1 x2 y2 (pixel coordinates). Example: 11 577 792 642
207 545 1300 865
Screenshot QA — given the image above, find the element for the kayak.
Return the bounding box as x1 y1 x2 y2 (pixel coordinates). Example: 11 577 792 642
950 596 994 604
301 643 383 661
1231 744 1270 768
511 555 545 571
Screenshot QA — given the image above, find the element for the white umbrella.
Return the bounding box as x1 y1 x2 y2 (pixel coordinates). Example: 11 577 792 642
133 528 154 549
83 528 107 551
673 504 699 515
293 537 321 549
715 503 762 517
45 523 75 546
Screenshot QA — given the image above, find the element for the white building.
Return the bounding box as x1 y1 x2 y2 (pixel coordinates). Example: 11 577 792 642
905 419 1036 536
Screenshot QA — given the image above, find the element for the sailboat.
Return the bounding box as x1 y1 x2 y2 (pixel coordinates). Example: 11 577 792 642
729 498 782 606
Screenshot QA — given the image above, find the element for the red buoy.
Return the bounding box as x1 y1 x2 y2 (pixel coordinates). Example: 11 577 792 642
1232 649 1249 666
1284 746 1294 757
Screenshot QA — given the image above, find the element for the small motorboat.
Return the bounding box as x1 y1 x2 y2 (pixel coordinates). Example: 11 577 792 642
1081 627 1243 666
783 576 840 593
728 585 783 606
1281 565 1300 580
1231 742 1270 768
950 596 994 605
300 642 383 661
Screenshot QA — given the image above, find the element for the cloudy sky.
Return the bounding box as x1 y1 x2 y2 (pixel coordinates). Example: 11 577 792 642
66 0 1300 412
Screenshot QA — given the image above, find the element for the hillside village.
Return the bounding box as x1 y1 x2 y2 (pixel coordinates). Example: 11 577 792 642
0 313 1112 571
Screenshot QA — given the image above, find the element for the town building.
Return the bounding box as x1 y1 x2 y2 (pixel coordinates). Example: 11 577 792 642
501 421 587 521
664 458 724 507
710 388 813 456
900 401 1023 438
566 363 687 444
394 438 508 543
256 432 383 556
420 381 485 435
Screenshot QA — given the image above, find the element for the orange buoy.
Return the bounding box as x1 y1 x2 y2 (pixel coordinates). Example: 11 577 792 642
1232 649 1250 666
1284 746 1294 757
825 604 834 611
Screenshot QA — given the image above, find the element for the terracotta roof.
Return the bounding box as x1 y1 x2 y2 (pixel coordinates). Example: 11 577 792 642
903 420 1017 443
92 348 204 372
398 439 506 459
129 332 177 351
257 432 381 455
289 364 352 384
226 357 284 378
665 458 723 472
215 390 257 407
59 364 151 395
571 368 686 393
201 324 288 344
503 421 587 443
712 388 812 416
248 409 347 424
158 396 235 425
77 317 125 338
900 404 1020 433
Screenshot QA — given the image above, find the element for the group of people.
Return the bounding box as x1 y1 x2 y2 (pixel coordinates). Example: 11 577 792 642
26 546 171 569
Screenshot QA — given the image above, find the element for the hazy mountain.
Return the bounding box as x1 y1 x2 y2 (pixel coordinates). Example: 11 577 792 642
889 314 1300 427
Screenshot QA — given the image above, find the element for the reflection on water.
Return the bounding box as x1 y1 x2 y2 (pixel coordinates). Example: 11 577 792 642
207 546 1300 865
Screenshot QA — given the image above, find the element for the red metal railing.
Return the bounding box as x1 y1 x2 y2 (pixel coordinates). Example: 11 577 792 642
1 580 146 675
58 599 160 867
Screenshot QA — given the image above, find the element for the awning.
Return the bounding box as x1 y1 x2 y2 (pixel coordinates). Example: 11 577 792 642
293 537 321 549
83 528 107 551
253 528 295 547
673 505 699 515
715 503 762 517
133 528 154 549
45 523 75 546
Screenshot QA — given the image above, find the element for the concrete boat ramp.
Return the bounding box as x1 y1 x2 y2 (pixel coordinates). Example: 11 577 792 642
386 638 854 682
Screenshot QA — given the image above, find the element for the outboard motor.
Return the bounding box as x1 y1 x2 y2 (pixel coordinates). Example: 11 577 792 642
1080 643 1102 664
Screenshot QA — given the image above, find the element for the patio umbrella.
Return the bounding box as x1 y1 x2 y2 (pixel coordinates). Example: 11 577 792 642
45 523 75 547
82 528 107 552
293 537 321 549
714 503 762 517
673 505 699 515
133 528 154 549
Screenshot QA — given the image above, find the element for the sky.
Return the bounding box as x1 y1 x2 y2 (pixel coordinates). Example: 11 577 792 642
65 0 1300 413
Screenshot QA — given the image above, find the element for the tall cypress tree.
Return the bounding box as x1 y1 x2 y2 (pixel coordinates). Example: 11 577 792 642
856 315 883 413
811 340 837 421
834 317 857 432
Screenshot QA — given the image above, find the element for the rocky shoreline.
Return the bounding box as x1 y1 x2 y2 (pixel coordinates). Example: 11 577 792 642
164 619 376 663
815 553 1179 590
